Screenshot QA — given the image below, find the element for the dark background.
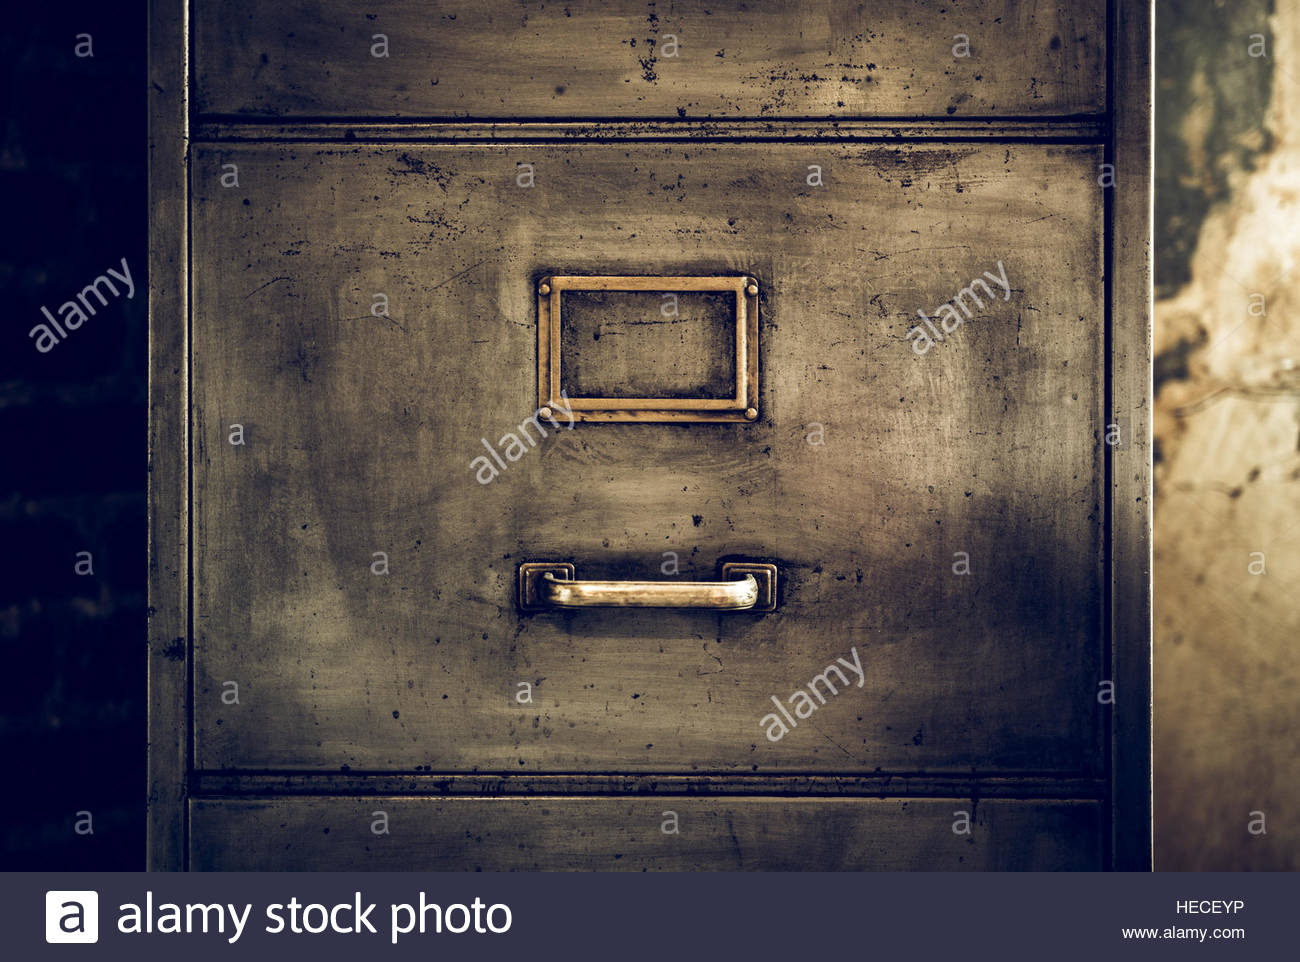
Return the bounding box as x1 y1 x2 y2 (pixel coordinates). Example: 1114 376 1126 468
0 1 1289 870
1 5 145 869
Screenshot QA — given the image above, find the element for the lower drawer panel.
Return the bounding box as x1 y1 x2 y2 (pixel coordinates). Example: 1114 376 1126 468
189 797 1101 871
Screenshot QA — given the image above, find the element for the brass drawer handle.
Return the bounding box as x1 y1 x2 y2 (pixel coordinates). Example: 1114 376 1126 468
518 562 778 612
545 572 756 609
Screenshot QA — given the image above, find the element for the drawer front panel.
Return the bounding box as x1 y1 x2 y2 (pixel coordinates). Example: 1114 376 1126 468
194 0 1106 120
189 797 1102 870
191 141 1104 775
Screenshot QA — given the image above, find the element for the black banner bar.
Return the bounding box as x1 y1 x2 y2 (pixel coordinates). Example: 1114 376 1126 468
10 872 1292 960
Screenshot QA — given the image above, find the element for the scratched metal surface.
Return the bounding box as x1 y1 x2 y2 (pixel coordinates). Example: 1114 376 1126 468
193 0 1106 119
560 289 739 400
189 141 1105 775
190 797 1103 870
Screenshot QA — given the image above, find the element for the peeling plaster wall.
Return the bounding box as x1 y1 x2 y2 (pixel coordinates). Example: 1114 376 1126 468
1154 0 1300 870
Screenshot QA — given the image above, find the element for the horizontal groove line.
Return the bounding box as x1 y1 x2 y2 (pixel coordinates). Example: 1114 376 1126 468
193 769 1099 778
193 773 1107 800
195 136 1104 147
192 118 1106 145
195 113 1108 125
192 790 1107 800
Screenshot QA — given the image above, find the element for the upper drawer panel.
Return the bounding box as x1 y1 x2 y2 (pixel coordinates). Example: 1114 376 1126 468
194 0 1106 120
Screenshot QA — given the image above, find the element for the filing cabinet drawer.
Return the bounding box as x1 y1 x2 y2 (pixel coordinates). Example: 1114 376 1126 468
190 796 1103 871
190 141 1104 776
194 0 1107 119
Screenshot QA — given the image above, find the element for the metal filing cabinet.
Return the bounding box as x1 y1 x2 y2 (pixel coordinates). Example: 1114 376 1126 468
148 0 1152 870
